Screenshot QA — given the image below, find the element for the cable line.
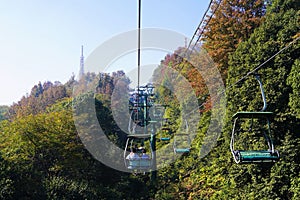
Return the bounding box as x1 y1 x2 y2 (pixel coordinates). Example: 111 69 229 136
190 0 222 53
185 0 213 55
185 0 223 57
185 35 300 116
137 0 141 90
226 36 300 92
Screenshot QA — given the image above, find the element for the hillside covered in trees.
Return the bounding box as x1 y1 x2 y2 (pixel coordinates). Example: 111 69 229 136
0 0 299 199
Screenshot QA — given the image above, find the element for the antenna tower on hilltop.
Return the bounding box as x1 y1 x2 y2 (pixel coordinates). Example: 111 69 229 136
79 45 84 79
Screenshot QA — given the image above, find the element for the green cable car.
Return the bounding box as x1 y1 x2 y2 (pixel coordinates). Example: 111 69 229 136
230 74 279 164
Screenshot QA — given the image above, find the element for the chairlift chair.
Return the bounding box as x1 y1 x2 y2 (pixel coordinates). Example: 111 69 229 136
230 74 279 164
160 118 172 142
173 119 191 154
152 105 165 120
124 134 154 171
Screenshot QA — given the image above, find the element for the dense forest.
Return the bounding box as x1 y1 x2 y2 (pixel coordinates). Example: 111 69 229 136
0 0 299 199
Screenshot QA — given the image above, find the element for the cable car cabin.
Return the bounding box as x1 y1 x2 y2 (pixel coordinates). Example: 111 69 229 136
230 111 279 164
124 134 154 171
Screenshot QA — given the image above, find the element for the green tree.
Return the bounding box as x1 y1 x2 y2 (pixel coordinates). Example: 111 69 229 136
154 0 300 199
202 0 267 80
225 0 300 198
287 59 300 118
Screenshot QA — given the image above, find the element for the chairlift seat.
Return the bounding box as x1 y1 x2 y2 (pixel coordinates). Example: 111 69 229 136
160 137 170 141
148 120 158 123
140 159 151 168
128 158 151 169
174 148 190 154
233 150 279 163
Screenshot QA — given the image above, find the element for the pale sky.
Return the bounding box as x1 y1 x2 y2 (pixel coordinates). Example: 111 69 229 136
0 0 210 105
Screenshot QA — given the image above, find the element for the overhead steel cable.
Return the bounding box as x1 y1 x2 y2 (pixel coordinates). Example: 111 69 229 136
137 0 141 90
227 35 300 91
136 0 142 126
191 0 222 51
185 0 223 58
185 0 213 56
185 35 300 116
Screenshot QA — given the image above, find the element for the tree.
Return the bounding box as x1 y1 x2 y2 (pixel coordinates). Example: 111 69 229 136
287 59 300 119
202 0 267 80
153 0 300 198
9 81 70 119
224 0 300 198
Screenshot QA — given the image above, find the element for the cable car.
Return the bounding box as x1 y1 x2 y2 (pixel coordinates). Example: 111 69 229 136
230 74 279 164
173 120 191 154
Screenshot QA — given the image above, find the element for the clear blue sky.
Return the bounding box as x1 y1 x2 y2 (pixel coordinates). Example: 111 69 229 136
0 0 210 105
